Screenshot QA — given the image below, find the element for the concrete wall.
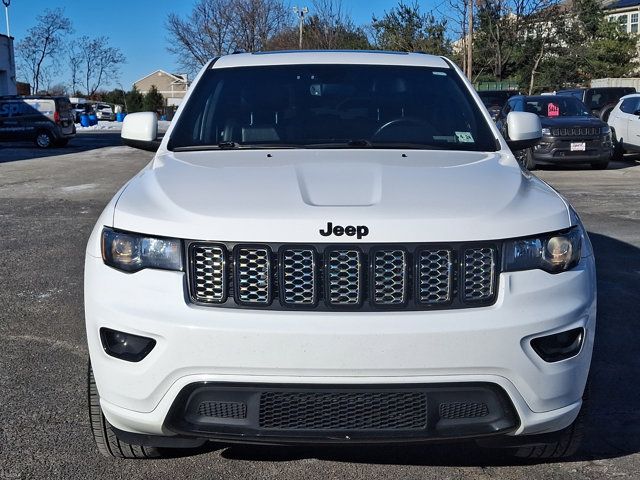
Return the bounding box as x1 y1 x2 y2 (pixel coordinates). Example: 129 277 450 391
591 78 640 89
0 34 17 96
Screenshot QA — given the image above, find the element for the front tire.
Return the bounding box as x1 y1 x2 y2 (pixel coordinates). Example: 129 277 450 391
88 364 162 459
523 148 537 170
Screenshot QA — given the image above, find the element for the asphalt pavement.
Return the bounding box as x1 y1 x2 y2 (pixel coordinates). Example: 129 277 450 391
1 133 639 479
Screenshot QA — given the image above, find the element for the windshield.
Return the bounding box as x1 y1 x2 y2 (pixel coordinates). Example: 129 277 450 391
478 92 510 109
168 64 497 151
524 97 591 118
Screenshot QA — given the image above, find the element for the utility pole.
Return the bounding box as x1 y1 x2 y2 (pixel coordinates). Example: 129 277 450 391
2 0 10 37
466 0 473 79
293 6 308 49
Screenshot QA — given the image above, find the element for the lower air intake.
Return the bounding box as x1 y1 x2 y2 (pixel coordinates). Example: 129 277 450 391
197 401 247 419
259 391 427 430
439 402 489 419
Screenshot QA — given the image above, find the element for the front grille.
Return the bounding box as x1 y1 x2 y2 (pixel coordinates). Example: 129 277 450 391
327 249 363 306
372 249 408 305
187 242 499 311
551 126 601 137
417 249 453 305
259 391 427 430
234 246 272 304
463 248 496 302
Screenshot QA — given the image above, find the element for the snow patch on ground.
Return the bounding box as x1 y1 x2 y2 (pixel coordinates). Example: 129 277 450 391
60 183 98 192
75 120 172 132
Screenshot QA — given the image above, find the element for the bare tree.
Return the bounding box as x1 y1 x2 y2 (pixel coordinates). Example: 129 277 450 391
68 43 83 95
232 0 291 52
75 36 126 97
438 0 469 73
474 0 559 80
166 0 292 74
166 0 235 74
16 8 72 94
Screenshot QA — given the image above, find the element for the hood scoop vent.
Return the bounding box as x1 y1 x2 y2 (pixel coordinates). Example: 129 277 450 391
296 162 382 207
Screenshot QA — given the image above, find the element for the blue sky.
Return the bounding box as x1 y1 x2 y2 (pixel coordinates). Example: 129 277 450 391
5 0 423 90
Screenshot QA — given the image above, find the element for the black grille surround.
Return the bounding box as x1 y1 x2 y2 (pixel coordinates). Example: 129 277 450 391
186 241 500 311
164 382 519 443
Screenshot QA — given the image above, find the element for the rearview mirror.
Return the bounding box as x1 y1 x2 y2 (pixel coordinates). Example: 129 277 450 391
505 112 541 151
121 112 160 152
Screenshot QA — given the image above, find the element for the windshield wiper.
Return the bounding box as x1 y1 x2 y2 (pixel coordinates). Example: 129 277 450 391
172 142 301 152
303 139 373 148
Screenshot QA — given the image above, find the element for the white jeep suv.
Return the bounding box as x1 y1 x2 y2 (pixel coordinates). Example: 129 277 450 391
85 51 596 460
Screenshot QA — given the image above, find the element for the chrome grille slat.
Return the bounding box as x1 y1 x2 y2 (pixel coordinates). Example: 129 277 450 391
463 247 496 302
327 249 362 306
235 247 272 304
281 248 316 305
190 244 227 303
417 249 453 305
372 249 407 305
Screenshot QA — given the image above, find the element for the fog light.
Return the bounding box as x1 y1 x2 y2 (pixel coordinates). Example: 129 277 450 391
100 328 156 362
531 328 584 362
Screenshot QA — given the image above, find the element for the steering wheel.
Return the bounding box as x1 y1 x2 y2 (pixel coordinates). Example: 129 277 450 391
372 117 433 140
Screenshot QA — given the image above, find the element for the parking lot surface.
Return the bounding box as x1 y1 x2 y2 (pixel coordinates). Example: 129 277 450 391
1 134 639 479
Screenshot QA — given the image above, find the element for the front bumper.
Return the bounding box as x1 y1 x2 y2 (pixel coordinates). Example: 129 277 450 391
533 135 612 163
85 252 596 442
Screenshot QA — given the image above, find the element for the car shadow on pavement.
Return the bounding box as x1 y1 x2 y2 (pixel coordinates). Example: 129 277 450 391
0 132 125 163
176 232 639 467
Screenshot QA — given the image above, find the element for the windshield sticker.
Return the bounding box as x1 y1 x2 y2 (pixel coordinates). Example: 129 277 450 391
455 131 474 143
548 103 560 117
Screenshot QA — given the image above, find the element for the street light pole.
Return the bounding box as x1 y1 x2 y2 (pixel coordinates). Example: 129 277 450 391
293 6 308 49
2 0 10 38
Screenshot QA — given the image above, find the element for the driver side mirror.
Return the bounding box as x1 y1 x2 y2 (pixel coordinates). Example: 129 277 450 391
121 112 160 152
505 112 541 151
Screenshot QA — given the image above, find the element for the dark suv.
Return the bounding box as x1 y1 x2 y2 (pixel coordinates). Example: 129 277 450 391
556 87 635 122
477 89 520 120
0 95 76 148
498 95 612 170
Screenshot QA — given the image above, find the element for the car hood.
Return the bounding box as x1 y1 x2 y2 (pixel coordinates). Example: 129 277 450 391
112 149 570 243
540 116 605 128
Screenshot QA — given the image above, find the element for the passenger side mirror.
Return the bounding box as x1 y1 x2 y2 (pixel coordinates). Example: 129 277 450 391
121 112 160 152
505 112 541 151
633 109 640 117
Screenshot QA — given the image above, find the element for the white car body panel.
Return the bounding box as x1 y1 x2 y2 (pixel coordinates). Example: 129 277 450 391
85 51 596 446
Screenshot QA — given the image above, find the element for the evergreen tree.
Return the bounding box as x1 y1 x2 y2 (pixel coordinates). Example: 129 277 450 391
371 1 450 55
125 86 144 113
142 85 165 113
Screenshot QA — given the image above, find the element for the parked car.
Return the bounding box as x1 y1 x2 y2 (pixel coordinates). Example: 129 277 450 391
477 89 520 120
85 51 595 460
607 93 640 161
0 95 76 148
73 105 95 123
95 103 115 121
556 87 635 122
497 95 612 169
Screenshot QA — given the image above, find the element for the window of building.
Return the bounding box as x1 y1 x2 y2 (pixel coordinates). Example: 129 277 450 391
631 13 638 32
619 14 629 32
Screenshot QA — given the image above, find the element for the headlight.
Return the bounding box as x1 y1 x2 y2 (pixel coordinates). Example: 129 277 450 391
601 125 610 134
101 228 183 273
541 127 551 136
503 226 582 274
